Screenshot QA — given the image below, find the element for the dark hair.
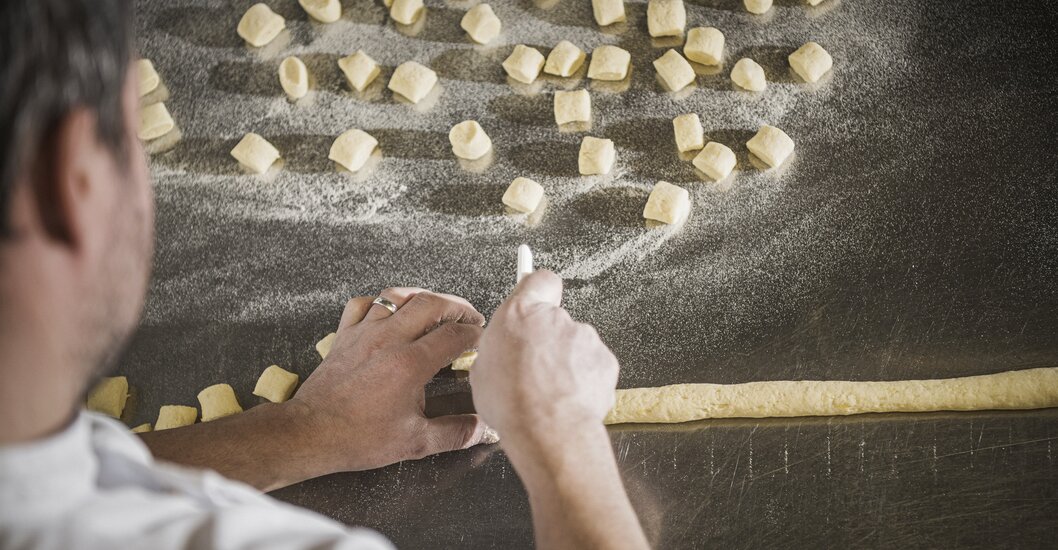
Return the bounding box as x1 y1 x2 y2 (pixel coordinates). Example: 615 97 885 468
0 0 134 238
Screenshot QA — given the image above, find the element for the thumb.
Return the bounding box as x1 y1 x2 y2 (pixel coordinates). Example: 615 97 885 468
509 269 563 307
422 414 499 456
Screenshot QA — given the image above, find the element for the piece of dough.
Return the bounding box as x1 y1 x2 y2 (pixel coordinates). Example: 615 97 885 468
388 61 437 103
503 45 545 84
198 383 243 422
592 0 625 26
646 0 685 37
502 177 545 213
807 0 825 5
299 0 341 23
642 180 690 224
653 49 695 92
554 89 591 125
461 4 501 44
253 365 300 403
137 59 160 97
684 27 724 66
231 133 280 174
390 0 424 25
544 40 586 77
693 141 736 180
605 367 1058 424
131 423 152 433
329 129 379 172
339 51 382 92
746 125 794 167
587 46 630 81
672 113 703 153
449 120 492 160
317 332 337 359
578 136 616 175
85 376 128 418
451 351 477 371
730 57 766 91
743 0 772 15
237 3 286 47
278 56 309 100
788 41 833 83
138 102 175 141
156 405 197 430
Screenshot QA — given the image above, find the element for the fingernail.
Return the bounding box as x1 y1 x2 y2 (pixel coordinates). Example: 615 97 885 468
481 426 500 445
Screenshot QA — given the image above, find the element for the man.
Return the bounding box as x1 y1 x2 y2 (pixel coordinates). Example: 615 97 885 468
0 1 650 549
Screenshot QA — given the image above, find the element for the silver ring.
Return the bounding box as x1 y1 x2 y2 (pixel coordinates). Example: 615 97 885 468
371 296 399 314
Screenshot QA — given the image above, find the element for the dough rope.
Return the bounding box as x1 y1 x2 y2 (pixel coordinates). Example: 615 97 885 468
604 367 1058 424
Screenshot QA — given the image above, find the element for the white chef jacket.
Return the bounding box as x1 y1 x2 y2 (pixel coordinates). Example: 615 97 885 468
0 411 394 550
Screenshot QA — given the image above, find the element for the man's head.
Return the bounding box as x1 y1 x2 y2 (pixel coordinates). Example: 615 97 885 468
0 0 153 388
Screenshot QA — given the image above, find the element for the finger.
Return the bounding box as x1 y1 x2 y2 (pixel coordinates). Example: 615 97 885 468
418 414 497 458
338 296 375 329
509 269 563 307
410 323 483 380
391 292 486 338
363 287 429 322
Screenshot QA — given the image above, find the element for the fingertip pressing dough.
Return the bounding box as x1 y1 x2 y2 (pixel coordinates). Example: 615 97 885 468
461 4 501 44
653 49 695 92
449 120 492 160
451 351 478 371
672 113 703 153
731 57 766 91
237 3 286 47
156 405 198 430
388 61 437 103
137 59 160 97
253 365 300 403
587 45 631 81
316 332 337 359
502 177 545 213
299 0 341 23
743 0 773 14
339 51 382 92
684 27 724 66
329 129 379 172
578 136 616 175
592 0 626 26
131 423 152 433
746 125 794 167
85 376 128 418
502 45 545 84
789 41 833 83
198 383 243 422
231 133 280 174
390 0 424 25
693 141 736 180
278 56 309 99
554 89 591 125
647 0 685 37
605 367 1058 424
544 41 587 77
643 180 690 224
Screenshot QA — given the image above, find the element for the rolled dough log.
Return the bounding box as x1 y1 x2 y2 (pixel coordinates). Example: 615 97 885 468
605 367 1058 424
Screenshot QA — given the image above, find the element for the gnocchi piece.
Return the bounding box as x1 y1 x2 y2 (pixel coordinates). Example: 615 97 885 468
230 133 281 174
85 376 128 418
388 61 437 103
544 40 587 77
653 49 695 91
390 0 424 25
502 177 545 213
744 0 772 14
646 0 685 38
316 332 336 359
587 45 631 81
156 405 198 430
299 0 341 23
461 4 501 44
253 365 300 403
237 3 286 47
138 102 175 141
329 129 379 172
684 27 724 66
451 350 478 371
578 136 616 175
338 51 382 92
592 0 626 26
746 125 795 167
131 423 153 433
278 56 309 99
137 59 160 97
643 181 690 224
449 120 493 160
502 45 545 84
692 141 736 180
807 0 824 5
672 113 703 153
198 383 243 422
554 89 591 125
788 41 833 83
731 58 766 91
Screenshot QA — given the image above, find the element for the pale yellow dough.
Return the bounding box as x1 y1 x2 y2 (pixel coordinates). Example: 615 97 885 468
605 367 1058 424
